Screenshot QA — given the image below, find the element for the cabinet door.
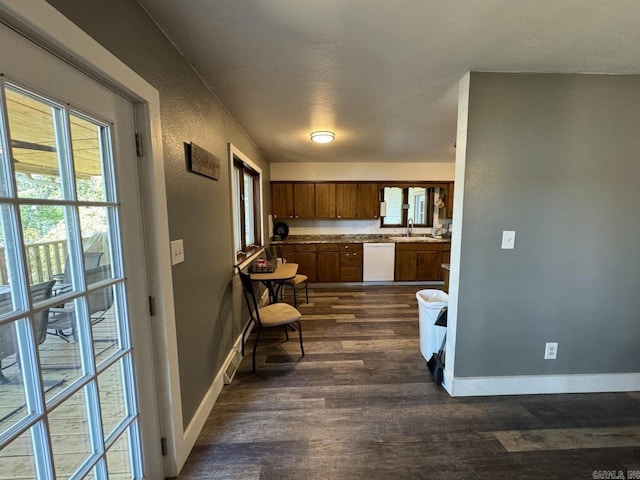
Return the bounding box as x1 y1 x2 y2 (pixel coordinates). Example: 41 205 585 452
315 183 336 218
336 183 357 219
395 251 417 281
271 183 294 219
293 183 315 219
317 251 340 282
279 245 296 263
357 183 380 219
295 251 317 282
444 182 454 219
417 251 443 281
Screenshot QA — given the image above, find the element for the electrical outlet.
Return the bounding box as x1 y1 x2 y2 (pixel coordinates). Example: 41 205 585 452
544 342 558 360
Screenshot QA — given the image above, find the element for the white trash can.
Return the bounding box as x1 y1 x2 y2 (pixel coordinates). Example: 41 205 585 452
416 289 448 361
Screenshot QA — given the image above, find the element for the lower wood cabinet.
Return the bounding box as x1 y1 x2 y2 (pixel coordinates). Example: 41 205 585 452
395 243 444 281
285 243 362 282
279 241 447 283
339 244 363 281
280 244 317 282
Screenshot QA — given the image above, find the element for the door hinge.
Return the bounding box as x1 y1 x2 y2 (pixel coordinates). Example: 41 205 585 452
135 133 144 157
148 295 156 316
160 436 167 456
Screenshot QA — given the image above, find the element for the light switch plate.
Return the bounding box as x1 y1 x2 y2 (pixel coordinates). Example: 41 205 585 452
170 239 184 265
501 230 516 249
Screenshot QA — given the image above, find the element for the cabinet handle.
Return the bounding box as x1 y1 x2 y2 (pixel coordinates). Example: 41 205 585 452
337 215 341 218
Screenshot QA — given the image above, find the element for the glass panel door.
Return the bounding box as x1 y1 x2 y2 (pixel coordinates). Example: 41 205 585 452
0 73 144 480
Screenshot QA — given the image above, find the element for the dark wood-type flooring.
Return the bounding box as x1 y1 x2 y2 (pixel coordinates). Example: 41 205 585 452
176 284 640 480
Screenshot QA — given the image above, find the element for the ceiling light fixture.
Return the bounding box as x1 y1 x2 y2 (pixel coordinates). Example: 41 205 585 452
310 130 335 144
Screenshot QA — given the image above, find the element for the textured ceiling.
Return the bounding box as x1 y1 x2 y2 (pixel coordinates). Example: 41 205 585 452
137 0 640 163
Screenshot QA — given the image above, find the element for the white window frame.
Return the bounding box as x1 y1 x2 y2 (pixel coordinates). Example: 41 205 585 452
229 143 264 268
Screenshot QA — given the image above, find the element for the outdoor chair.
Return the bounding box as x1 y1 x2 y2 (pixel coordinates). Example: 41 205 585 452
48 264 113 342
0 280 56 384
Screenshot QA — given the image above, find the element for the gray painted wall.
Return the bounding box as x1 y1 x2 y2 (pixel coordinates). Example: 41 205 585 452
46 0 270 426
455 72 640 377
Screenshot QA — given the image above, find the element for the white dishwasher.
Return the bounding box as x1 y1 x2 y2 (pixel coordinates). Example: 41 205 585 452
363 243 396 281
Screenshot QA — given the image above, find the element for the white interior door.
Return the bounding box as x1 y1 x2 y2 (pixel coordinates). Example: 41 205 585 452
0 21 161 479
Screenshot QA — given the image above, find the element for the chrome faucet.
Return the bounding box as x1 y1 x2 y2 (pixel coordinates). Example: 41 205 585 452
406 218 414 237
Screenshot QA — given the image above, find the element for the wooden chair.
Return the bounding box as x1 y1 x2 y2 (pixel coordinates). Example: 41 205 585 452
237 268 304 373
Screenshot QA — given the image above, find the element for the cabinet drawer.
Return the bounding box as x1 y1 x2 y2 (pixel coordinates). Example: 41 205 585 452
282 243 317 252
340 243 362 252
316 243 363 252
316 243 340 252
340 251 362 267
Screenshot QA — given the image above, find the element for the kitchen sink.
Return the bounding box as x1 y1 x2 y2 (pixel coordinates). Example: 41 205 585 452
389 236 445 243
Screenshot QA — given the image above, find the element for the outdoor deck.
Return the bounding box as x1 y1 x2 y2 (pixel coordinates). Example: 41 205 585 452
0 305 132 478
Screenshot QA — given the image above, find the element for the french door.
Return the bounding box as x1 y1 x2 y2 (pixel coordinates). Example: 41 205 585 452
0 21 160 479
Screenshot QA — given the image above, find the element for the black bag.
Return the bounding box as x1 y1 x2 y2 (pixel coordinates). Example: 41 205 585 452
427 332 447 386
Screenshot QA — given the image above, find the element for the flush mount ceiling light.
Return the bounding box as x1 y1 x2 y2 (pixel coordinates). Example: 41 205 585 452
310 130 335 144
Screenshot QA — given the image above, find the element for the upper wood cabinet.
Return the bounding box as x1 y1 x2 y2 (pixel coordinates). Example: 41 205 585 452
293 183 315 219
444 181 454 219
270 181 381 220
271 183 294 219
335 183 357 219
356 183 380 219
271 182 314 219
315 183 336 218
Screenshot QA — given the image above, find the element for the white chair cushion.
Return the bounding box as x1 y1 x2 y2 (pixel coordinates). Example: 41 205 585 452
256 302 301 327
285 274 308 285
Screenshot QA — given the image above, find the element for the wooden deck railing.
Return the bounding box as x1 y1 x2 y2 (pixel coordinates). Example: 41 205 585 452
1 239 69 285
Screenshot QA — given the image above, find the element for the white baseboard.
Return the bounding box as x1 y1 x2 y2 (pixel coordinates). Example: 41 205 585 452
444 370 640 397
179 332 245 470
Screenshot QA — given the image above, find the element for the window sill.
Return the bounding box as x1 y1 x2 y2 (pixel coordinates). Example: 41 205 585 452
234 247 265 272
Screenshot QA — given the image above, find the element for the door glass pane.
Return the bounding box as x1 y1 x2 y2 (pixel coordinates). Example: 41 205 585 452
0 426 39 478
98 358 127 438
79 206 112 271
382 187 403 225
0 204 20 316
0 319 29 436
20 204 70 287
106 427 134 480
408 187 426 224
38 297 84 403
91 285 119 365
70 113 107 202
5 87 64 200
49 385 94 478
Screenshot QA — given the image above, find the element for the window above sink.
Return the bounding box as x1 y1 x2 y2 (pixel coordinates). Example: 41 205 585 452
381 184 451 228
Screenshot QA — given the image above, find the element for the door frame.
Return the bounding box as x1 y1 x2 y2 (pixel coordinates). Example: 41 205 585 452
0 1 184 477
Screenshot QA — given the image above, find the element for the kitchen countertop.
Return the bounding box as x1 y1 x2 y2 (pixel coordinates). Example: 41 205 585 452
271 234 451 244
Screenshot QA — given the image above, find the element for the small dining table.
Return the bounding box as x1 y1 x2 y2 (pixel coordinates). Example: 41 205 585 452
250 262 298 304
